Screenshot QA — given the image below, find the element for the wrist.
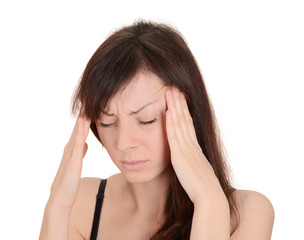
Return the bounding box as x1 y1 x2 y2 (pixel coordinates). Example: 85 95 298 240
190 190 230 240
39 198 71 240
45 196 72 215
194 188 229 210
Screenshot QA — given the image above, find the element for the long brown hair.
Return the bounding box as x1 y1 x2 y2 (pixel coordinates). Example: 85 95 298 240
72 20 239 239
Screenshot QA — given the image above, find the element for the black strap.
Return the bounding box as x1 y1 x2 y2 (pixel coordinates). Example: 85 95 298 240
90 179 107 240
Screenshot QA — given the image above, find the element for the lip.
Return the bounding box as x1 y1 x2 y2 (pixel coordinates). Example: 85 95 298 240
121 160 148 170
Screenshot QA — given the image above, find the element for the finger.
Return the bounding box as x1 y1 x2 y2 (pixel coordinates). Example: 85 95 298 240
67 117 81 144
75 117 91 148
165 108 180 155
68 114 91 142
166 88 189 147
180 92 199 144
165 90 178 148
83 117 91 140
64 117 90 161
78 116 91 138
172 88 193 143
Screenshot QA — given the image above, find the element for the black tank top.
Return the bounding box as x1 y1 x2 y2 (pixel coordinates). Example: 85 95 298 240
90 179 107 240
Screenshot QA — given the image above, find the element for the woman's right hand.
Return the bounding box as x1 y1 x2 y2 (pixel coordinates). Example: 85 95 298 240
47 117 91 211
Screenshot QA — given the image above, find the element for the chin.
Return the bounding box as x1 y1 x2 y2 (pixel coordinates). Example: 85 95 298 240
121 171 156 184
120 165 172 184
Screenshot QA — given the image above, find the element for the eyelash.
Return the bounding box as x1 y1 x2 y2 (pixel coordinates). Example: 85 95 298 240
99 118 157 128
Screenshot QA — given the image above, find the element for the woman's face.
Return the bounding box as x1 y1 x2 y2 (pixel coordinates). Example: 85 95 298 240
95 71 171 183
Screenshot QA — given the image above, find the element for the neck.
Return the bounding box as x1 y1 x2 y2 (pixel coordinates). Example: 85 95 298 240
121 165 174 222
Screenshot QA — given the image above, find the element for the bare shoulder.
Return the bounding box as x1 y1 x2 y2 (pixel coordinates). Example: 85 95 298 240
69 174 121 239
231 189 275 240
69 177 103 239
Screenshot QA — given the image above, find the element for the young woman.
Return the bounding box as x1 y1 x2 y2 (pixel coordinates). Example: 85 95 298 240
39 20 274 240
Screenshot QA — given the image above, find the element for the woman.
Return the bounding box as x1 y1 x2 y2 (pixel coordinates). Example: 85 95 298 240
39 20 274 239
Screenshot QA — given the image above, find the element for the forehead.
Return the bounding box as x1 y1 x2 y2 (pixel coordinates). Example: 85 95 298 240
105 71 167 111
120 71 164 95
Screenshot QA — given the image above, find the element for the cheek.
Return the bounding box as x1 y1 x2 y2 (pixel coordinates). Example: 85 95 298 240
150 114 170 161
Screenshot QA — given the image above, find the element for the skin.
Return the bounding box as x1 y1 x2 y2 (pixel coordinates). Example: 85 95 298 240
95 71 172 215
39 71 274 240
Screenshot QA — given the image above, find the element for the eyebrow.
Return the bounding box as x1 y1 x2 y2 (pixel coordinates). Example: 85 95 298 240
101 99 158 117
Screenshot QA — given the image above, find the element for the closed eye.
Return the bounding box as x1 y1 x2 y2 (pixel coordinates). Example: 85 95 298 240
99 118 157 128
140 118 157 125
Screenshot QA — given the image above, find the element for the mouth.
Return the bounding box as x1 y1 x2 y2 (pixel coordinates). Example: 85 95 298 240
121 160 148 170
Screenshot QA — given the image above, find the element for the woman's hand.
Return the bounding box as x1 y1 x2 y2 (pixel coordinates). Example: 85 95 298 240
48 117 91 210
165 87 225 205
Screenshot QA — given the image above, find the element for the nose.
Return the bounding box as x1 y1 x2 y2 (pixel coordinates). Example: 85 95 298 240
116 122 138 152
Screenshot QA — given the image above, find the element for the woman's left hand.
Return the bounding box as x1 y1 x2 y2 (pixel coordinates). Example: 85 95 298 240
165 87 225 205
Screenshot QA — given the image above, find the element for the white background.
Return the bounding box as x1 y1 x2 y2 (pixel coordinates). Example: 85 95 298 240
0 0 303 239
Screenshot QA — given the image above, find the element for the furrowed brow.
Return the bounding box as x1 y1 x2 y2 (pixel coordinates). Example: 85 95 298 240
102 99 158 117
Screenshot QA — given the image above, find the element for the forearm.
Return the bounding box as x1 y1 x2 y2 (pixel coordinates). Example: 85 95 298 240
190 194 230 240
39 199 71 240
